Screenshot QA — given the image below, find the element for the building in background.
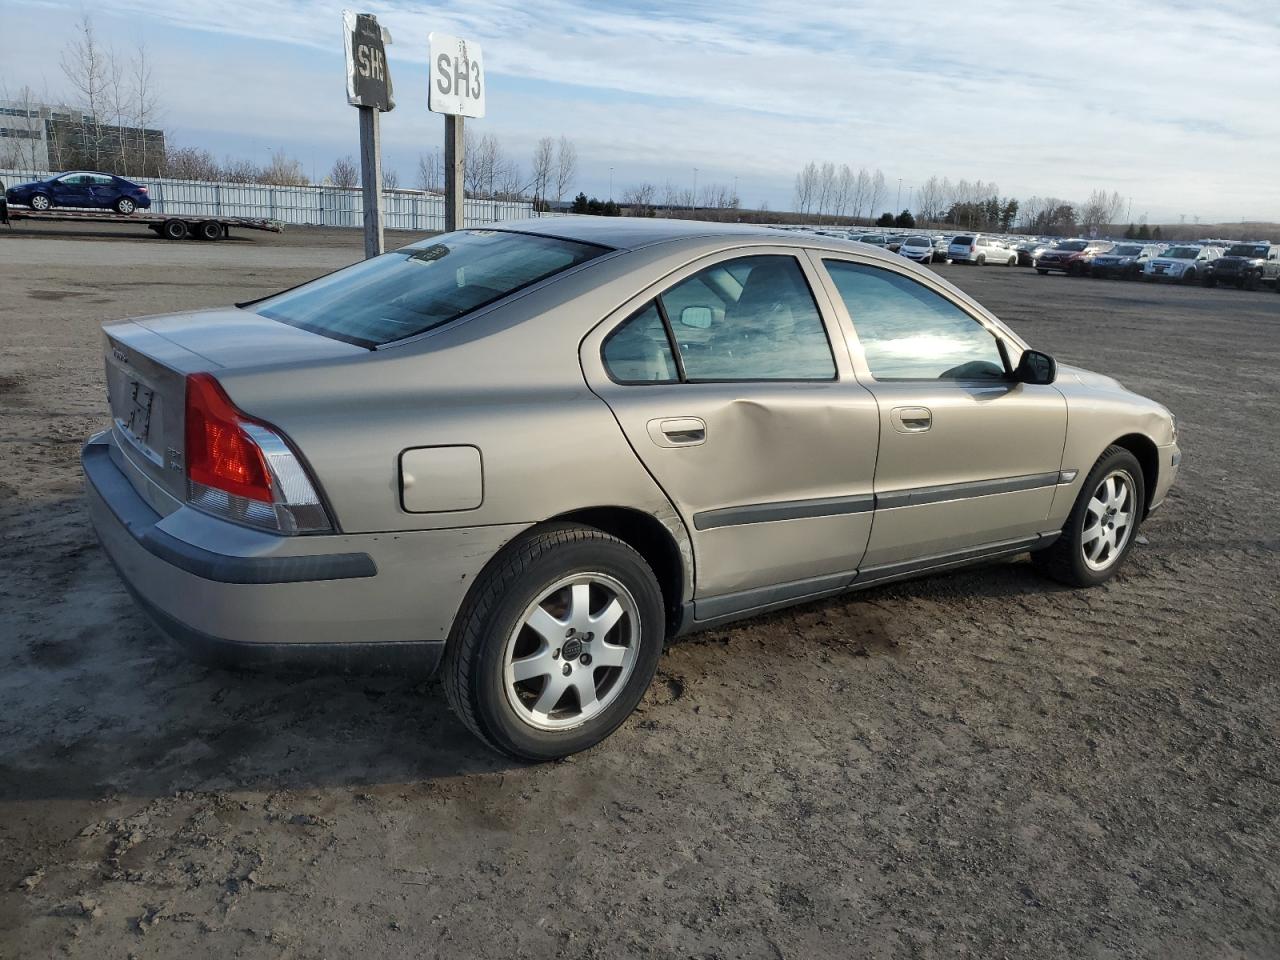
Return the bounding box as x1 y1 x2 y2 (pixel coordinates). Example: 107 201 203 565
0 99 165 176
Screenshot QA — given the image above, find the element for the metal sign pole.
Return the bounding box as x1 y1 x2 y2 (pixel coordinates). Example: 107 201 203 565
445 114 464 231
359 105 384 257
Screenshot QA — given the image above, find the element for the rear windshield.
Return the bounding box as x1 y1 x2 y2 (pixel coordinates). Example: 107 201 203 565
1056 240 1088 252
951 236 974 245
904 237 931 246
1225 244 1267 257
255 229 609 347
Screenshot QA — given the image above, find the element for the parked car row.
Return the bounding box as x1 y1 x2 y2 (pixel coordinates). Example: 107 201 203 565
1030 238 1280 289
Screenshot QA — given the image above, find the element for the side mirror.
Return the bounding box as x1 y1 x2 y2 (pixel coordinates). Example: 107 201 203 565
1014 349 1056 385
680 306 713 329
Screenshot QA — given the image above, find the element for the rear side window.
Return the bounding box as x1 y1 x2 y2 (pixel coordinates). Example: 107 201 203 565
602 255 836 383
256 229 608 347
825 260 1006 382
602 303 678 383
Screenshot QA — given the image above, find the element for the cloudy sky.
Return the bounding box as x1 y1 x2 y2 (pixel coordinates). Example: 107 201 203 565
5 0 1278 222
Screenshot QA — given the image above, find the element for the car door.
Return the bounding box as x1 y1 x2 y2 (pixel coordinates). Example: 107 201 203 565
580 248 881 611
50 174 88 206
812 253 1068 572
87 174 116 208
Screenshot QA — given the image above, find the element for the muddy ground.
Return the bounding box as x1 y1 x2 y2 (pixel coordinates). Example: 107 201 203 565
0 222 1277 959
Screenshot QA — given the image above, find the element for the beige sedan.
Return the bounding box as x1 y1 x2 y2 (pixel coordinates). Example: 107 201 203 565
83 219 1180 759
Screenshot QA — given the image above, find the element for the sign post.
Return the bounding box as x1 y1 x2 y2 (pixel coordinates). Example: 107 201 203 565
428 32 485 232
343 11 394 258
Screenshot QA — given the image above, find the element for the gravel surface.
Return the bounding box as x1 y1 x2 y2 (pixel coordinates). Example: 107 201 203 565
1 224 1277 959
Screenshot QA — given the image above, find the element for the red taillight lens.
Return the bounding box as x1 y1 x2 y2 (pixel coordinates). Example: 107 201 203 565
184 373 273 503
138 186 148 193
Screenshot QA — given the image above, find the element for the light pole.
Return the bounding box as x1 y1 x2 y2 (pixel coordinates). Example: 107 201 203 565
692 167 698 213
609 167 613 202
896 178 903 214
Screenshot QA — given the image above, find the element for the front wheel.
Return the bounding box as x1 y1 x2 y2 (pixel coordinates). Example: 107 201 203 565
442 523 665 761
1183 268 1197 284
29 193 51 211
1033 445 1145 587
1036 268 1049 275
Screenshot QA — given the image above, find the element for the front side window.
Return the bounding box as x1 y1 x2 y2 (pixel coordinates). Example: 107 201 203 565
256 229 609 347
825 261 1007 381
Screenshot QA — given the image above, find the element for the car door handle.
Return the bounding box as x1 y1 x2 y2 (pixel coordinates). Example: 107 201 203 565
648 417 707 447
891 406 932 433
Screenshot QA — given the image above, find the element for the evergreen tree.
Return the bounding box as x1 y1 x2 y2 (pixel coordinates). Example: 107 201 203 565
894 210 915 228
876 212 895 227
1137 223 1151 240
570 192 589 214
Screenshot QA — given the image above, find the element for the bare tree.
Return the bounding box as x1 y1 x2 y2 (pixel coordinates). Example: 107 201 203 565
915 175 943 225
128 42 160 175
814 162 836 222
382 167 399 190
259 148 307 186
0 84 44 169
329 155 359 188
60 14 114 170
416 148 442 193
164 146 220 181
622 182 657 217
530 136 554 209
553 136 577 206
867 170 887 221
221 156 258 183
793 161 818 215
1080 188 1124 230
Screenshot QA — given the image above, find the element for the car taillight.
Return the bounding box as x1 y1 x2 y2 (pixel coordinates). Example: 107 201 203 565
138 186 148 193
184 372 331 535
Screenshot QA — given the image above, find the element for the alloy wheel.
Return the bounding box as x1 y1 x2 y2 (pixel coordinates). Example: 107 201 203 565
502 572 640 731
1081 470 1136 571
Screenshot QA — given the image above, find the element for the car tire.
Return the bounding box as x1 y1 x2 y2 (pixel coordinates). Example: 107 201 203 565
442 522 666 761
30 193 51 211
161 218 189 240
1243 272 1259 291
114 197 136 215
1203 275 1217 288
1036 268 1049 275
1183 268 1197 284
1032 445 1146 588
976 254 986 266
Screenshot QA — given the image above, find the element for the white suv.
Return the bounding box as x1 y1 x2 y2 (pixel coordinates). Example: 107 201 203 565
948 234 1016 266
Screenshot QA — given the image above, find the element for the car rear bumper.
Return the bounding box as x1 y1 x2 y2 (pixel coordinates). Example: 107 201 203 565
83 432 527 673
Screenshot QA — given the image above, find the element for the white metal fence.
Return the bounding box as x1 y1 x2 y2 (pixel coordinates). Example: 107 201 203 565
0 168 534 230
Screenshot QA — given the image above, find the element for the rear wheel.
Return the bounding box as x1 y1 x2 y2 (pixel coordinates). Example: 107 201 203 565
114 197 136 215
1183 267 1197 284
29 193 51 211
976 254 986 266
195 220 224 241
1036 268 1049 275
442 523 665 761
161 218 189 240
1033 445 1145 587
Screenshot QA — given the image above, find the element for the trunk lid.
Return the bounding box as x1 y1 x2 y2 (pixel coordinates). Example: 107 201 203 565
102 308 366 505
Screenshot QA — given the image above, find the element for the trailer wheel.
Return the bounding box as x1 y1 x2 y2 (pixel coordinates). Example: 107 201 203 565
195 220 224 241
161 219 189 240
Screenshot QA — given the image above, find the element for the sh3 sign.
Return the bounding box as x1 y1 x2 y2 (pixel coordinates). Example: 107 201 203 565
429 33 485 118
344 10 394 112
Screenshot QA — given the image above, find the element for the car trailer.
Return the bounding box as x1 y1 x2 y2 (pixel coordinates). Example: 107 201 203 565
0 206 283 241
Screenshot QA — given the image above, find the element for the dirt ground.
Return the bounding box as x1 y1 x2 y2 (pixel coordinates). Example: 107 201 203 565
1 221 1277 960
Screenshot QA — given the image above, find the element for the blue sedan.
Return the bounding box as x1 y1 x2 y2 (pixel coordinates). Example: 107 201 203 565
5 171 151 215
